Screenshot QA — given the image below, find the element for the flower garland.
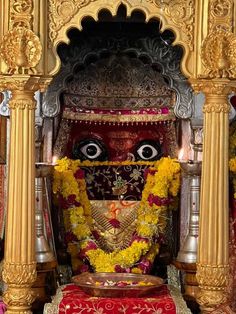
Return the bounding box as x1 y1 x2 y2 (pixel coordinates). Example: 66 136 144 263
53 157 180 274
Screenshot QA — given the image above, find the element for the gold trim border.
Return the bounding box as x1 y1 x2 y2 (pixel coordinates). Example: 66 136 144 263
63 111 176 124
168 285 192 314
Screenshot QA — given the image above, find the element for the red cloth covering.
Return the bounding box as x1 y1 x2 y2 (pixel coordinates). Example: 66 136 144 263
58 284 177 314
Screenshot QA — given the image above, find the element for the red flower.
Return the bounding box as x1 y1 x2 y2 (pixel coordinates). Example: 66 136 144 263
74 169 85 180
79 241 98 259
65 231 78 244
74 200 81 207
144 168 156 180
131 234 149 244
58 195 70 209
109 219 120 228
148 194 172 206
85 241 98 251
92 230 100 240
115 265 125 273
139 259 152 273
67 194 76 204
79 264 89 273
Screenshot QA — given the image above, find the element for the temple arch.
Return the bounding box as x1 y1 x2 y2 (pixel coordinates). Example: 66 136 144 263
48 0 194 77
43 17 192 119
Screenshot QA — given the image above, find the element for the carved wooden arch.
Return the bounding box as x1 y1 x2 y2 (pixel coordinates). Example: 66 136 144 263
48 0 194 78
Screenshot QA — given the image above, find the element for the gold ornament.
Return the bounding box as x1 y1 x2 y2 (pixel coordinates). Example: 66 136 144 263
145 0 194 50
197 289 228 310
209 0 233 32
48 0 194 52
203 102 230 113
201 30 236 78
9 99 36 110
0 26 42 74
197 264 229 289
196 264 229 310
10 0 34 29
189 79 231 112
212 0 231 17
49 0 97 41
190 78 235 95
3 287 35 308
0 76 52 92
91 201 138 252
2 262 37 285
164 0 194 51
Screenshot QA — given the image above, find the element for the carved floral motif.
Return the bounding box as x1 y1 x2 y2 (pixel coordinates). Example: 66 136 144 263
189 79 233 112
3 287 35 308
209 0 232 32
9 99 36 110
190 79 233 95
197 264 229 288
146 0 194 50
0 76 52 92
197 289 228 310
212 0 231 17
197 264 229 309
0 27 42 74
10 0 34 29
48 0 194 51
203 102 231 113
48 0 97 41
2 262 37 285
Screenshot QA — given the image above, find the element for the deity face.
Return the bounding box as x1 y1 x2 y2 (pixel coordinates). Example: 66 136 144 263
67 123 169 162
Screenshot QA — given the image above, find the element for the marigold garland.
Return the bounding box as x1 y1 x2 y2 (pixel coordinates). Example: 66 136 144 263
53 157 180 274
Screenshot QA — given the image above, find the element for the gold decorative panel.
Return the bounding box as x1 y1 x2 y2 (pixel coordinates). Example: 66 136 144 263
47 0 195 77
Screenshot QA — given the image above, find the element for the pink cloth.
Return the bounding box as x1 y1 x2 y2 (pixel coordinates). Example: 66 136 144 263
0 300 6 314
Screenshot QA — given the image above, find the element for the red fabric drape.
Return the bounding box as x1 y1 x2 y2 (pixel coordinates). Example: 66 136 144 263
58 284 177 314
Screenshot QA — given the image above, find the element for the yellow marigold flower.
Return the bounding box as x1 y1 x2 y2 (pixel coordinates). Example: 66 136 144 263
132 267 142 274
55 157 71 172
70 207 85 225
146 244 160 262
137 223 153 237
169 174 181 197
73 224 91 240
229 158 236 173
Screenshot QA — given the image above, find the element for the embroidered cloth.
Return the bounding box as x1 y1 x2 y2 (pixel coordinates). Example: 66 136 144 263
44 283 191 314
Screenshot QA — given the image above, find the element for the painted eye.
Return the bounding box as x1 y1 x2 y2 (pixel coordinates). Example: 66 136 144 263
72 139 108 161
80 143 102 159
135 140 162 161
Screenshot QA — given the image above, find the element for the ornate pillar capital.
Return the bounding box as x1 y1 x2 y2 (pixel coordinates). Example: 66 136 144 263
189 78 234 95
189 78 234 113
8 90 36 111
0 75 52 94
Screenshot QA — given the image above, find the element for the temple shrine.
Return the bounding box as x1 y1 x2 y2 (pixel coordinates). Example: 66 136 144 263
0 1 236 314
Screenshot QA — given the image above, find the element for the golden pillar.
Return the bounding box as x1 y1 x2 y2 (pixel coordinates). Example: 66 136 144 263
2 88 37 314
191 79 231 313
